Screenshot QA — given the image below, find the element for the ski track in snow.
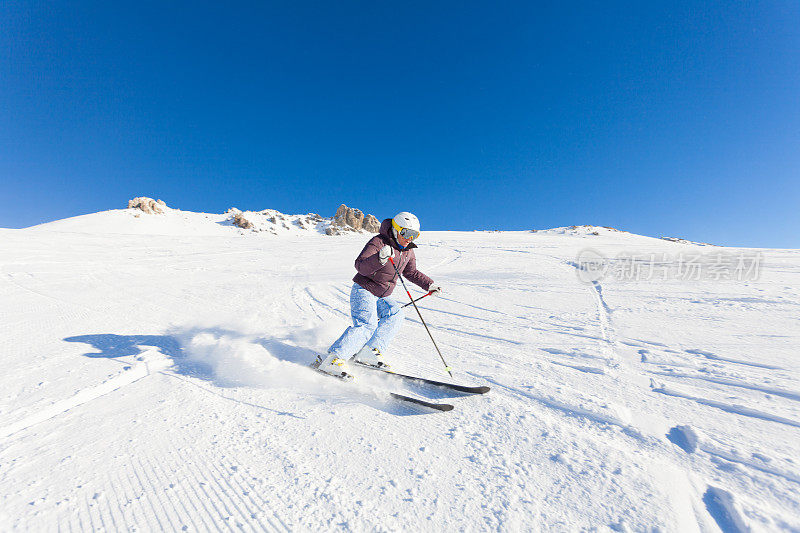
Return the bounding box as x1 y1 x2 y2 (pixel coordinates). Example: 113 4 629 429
0 352 169 439
1 220 799 531
651 382 800 429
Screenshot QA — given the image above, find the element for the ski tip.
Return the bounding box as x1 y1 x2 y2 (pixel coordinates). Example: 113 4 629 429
419 401 454 412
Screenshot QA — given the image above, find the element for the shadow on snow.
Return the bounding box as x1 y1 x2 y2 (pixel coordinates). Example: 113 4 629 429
64 331 439 416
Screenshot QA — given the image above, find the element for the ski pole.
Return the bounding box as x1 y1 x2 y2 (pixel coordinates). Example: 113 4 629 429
388 256 453 377
401 291 432 309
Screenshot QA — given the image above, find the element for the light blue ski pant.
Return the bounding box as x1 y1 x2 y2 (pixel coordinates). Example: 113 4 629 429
328 283 404 357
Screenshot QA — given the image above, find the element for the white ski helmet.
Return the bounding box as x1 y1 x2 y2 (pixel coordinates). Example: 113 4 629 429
392 212 421 241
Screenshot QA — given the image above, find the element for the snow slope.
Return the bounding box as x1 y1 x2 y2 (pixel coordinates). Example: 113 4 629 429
1 212 799 531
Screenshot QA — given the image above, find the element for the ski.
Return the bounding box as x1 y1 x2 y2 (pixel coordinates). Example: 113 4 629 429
310 364 455 412
389 392 454 411
352 362 491 394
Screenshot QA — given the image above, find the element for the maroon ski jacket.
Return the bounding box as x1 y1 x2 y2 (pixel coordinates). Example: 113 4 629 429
352 219 433 298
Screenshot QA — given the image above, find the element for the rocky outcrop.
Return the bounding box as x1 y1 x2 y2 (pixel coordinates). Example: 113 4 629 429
326 204 380 235
128 197 167 214
227 208 254 229
363 214 380 233
334 204 365 229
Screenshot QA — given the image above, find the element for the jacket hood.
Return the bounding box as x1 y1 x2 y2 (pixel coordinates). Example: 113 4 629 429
379 218 417 250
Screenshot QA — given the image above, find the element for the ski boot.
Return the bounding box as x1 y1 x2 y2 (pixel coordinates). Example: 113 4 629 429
352 346 391 370
313 353 354 381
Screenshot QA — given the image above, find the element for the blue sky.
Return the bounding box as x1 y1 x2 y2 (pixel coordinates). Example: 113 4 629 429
2 1 798 247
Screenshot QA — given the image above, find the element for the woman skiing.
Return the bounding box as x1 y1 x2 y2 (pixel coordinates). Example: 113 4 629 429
315 212 441 378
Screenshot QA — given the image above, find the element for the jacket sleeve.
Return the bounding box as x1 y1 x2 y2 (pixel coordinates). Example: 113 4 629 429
402 251 433 290
354 237 386 277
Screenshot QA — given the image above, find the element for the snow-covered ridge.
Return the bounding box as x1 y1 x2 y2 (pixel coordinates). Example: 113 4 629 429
660 236 718 246
533 225 628 237
24 198 379 237
532 225 718 246
226 207 330 235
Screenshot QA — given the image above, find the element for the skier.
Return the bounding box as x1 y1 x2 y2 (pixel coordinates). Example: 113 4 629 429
315 212 441 379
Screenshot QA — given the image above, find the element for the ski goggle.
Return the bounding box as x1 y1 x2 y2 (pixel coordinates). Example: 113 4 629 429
399 227 420 240
392 220 420 240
